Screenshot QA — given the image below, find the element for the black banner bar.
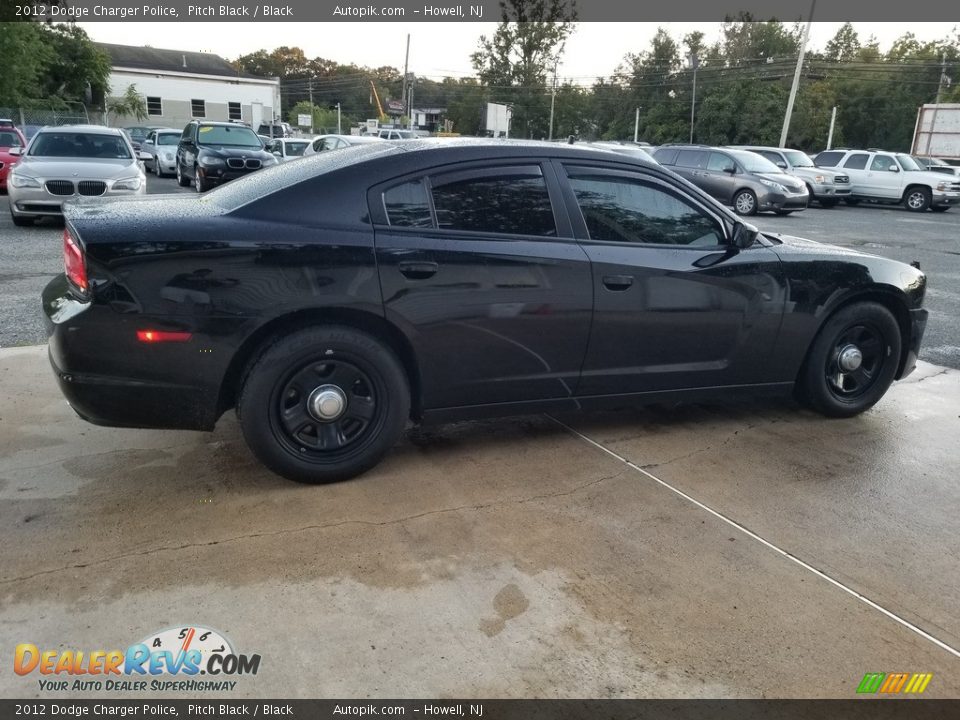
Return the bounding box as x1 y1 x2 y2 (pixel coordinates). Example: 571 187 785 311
2 700 960 719
2 0 960 22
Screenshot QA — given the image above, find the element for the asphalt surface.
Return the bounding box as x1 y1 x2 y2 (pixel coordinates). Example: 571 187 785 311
2 178 959 368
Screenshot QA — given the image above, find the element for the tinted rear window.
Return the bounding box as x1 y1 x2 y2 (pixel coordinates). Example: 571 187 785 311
431 166 556 237
652 147 678 165
675 150 707 168
815 151 845 167
843 153 869 170
384 180 433 228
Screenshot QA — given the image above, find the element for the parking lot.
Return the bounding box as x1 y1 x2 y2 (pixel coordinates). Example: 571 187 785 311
1 178 959 698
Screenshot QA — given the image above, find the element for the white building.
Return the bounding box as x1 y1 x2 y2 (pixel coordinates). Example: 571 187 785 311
99 43 280 130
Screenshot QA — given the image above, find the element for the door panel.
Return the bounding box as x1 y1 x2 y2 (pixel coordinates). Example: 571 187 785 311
372 166 594 410
558 164 786 396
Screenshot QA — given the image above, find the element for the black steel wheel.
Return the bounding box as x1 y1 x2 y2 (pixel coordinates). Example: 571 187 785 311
798 302 901 417
238 326 410 483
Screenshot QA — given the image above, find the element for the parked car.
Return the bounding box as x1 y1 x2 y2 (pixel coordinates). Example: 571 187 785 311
140 128 181 177
257 123 289 138
912 156 960 178
813 148 959 212
176 120 278 192
377 129 418 140
582 141 659 162
731 145 851 207
0 123 28 192
653 144 809 215
264 137 311 162
303 134 383 155
121 125 166 153
8 125 148 226
44 140 927 483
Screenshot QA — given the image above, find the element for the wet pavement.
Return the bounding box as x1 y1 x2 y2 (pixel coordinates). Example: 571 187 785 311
1 346 958 698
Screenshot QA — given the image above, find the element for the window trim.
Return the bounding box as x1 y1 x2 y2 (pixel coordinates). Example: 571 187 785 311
146 96 163 117
228 101 242 121
842 153 870 170
559 163 730 249
191 99 206 118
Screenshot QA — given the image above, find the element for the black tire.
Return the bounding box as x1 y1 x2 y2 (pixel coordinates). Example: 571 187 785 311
844 198 860 206
819 198 838 208
733 189 758 216
153 156 164 178
11 213 35 227
238 326 410 484
175 162 190 187
930 205 949 213
194 168 210 193
798 302 901 418
903 186 931 213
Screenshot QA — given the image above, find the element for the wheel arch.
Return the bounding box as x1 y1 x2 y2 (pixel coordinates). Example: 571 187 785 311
216 307 423 422
901 183 931 203
796 287 914 384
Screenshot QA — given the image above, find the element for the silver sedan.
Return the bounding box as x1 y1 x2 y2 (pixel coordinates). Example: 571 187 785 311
8 125 148 226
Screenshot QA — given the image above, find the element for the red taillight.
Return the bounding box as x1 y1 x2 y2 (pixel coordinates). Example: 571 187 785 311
63 227 88 293
136 330 193 343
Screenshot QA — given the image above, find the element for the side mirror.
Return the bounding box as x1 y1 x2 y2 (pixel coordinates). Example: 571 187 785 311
8 147 22 156
723 166 736 174
888 166 900 172
776 161 787 169
732 221 758 250
272 151 282 158
137 151 152 161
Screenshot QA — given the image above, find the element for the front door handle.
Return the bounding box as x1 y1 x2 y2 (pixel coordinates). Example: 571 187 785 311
398 261 439 280
602 274 634 291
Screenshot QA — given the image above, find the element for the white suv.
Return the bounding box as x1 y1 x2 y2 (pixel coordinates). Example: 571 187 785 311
814 148 959 212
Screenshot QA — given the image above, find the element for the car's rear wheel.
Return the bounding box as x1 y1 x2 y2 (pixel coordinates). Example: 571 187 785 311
11 212 35 227
733 189 758 216
238 326 410 484
798 302 901 418
175 162 190 187
904 187 931 212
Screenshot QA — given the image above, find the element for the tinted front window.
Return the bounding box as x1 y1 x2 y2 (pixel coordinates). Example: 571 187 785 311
198 126 262 147
783 150 814 167
0 131 23 148
870 155 896 172
756 150 783 166
675 150 707 168
815 151 844 167
843 153 869 170
30 132 131 159
384 180 433 228
431 167 556 237
568 172 724 246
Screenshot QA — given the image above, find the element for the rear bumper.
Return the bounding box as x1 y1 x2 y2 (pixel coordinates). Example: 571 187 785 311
898 307 928 379
43 274 215 431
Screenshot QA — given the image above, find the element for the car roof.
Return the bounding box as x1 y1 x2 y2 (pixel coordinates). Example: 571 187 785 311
36 125 125 135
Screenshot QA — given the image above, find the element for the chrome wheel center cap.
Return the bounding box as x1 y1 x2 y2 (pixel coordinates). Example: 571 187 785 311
308 385 347 421
838 344 863 372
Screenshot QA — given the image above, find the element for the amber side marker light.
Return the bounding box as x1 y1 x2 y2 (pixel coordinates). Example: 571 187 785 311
136 330 193 343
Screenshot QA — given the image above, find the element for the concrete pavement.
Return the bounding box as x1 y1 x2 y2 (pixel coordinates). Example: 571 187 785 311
1 346 958 698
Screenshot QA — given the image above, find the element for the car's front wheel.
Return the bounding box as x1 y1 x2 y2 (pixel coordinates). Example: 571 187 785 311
904 187 931 212
154 157 164 178
194 168 210 193
798 301 901 418
175 162 190 187
238 326 410 484
733 189 758 216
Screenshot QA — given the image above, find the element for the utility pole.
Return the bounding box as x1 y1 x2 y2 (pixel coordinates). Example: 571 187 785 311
634 107 640 143
548 58 559 141
826 106 836 149
402 34 410 128
780 0 816 148
688 54 699 144
336 102 341 135
308 80 314 135
923 51 949 156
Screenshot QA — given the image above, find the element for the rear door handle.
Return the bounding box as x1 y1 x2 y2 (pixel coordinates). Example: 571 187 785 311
602 274 634 291
398 261 439 280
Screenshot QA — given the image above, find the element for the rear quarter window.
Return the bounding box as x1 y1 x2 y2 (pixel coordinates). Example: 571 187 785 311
652 148 678 165
815 151 844 167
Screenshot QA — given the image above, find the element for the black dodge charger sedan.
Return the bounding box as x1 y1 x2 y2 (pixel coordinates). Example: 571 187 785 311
43 140 928 483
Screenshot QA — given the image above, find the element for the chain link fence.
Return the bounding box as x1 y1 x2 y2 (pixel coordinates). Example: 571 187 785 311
0 103 94 141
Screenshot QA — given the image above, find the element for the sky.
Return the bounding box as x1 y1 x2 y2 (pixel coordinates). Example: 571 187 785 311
78 22 958 83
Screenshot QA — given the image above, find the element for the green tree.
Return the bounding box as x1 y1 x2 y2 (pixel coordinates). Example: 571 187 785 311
106 83 148 123
0 23 52 106
471 0 577 137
